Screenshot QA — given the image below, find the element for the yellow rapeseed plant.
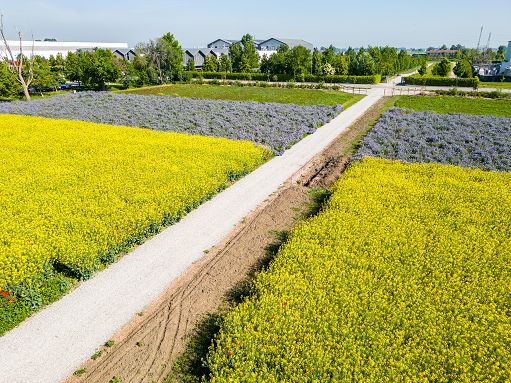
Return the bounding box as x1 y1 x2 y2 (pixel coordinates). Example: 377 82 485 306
207 158 511 382
0 114 269 288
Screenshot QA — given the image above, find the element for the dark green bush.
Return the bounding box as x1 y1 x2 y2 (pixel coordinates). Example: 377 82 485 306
404 75 479 89
183 72 381 84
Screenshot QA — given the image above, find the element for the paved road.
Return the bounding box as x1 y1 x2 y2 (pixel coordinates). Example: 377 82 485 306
0 89 385 383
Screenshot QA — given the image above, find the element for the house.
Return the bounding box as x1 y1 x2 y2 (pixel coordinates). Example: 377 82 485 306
112 48 136 61
185 37 314 69
476 41 511 79
258 38 313 52
183 49 207 68
207 39 238 49
209 48 230 59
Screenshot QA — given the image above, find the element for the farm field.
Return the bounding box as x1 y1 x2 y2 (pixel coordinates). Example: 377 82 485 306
394 95 511 117
0 92 341 154
206 158 511 382
355 108 511 171
200 94 511 383
123 83 364 107
0 114 269 335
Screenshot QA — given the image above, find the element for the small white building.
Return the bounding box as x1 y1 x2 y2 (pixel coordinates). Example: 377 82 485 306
1 41 129 59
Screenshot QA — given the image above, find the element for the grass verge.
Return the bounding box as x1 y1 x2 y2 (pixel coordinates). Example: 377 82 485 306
395 95 511 117
122 83 363 107
479 81 511 89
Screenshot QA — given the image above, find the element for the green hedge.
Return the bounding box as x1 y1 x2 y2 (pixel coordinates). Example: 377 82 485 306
404 75 479 89
184 71 381 84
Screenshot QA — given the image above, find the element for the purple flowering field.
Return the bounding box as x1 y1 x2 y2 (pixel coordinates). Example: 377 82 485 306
0 92 341 154
354 108 511 172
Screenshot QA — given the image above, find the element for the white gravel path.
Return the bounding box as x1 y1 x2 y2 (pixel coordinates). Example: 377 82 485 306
0 89 384 383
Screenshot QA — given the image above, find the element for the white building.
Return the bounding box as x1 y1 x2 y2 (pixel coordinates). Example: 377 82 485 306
1 40 129 59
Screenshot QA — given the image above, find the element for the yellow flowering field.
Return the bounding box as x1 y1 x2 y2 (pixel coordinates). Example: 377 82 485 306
0 115 269 289
207 158 511 382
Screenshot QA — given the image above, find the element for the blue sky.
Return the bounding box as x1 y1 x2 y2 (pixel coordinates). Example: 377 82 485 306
1 0 510 49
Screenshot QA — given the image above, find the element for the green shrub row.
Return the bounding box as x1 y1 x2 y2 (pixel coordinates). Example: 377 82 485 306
184 71 381 84
433 88 511 99
404 75 479 89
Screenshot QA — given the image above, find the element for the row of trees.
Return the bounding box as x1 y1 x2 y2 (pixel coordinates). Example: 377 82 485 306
428 44 508 63
197 35 420 77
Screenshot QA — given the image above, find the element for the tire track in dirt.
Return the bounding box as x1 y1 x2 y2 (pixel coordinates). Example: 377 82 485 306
64 97 388 383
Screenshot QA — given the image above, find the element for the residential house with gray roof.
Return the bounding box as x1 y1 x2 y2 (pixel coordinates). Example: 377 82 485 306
184 37 314 68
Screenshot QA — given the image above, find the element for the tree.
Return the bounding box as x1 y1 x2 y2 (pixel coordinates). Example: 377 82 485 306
350 51 376 75
260 54 270 74
453 59 473 78
31 56 59 91
202 55 219 72
185 57 195 71
332 54 349 75
64 51 83 83
240 34 259 71
239 55 251 73
229 42 243 72
496 45 506 62
83 49 121 89
264 48 287 75
138 33 184 83
218 54 232 72
64 49 121 90
49 54 65 74
130 53 158 86
0 60 18 98
0 14 35 100
418 59 427 76
312 48 322 75
432 58 451 77
285 46 312 76
159 33 184 80
322 45 336 65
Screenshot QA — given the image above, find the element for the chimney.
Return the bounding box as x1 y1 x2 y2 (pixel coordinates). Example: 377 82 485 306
506 41 511 62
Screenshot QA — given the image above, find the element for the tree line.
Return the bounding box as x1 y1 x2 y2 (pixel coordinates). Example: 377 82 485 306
1 28 454 100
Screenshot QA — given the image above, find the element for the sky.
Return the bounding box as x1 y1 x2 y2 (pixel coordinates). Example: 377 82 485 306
1 0 510 49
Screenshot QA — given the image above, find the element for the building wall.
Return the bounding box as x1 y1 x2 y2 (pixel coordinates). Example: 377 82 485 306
2 41 129 59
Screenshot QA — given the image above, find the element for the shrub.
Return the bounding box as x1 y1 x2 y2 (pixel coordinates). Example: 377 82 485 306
183 71 381 84
404 75 479 89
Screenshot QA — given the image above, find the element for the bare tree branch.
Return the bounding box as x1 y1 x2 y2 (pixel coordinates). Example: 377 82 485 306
0 14 35 100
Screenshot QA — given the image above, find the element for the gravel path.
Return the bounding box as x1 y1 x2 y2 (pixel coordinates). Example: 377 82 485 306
0 89 383 383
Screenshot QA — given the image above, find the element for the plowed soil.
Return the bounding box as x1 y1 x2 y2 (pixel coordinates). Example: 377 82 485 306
65 98 387 383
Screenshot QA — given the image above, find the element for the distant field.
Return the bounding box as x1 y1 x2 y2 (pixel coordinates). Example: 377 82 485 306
123 84 363 107
479 82 511 89
394 95 511 117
